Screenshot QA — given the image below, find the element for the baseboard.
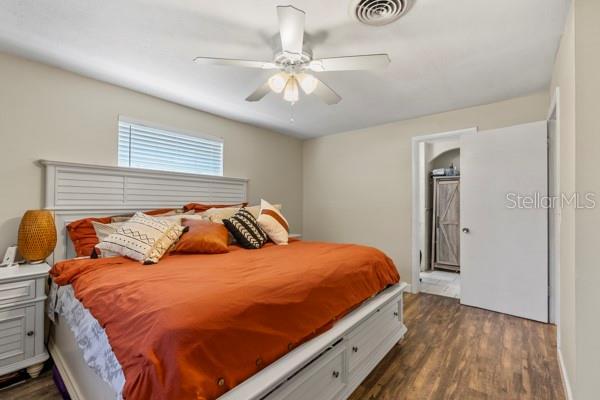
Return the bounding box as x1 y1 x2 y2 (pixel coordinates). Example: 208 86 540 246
557 348 574 400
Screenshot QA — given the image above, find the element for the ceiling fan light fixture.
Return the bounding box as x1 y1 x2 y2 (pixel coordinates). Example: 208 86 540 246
194 5 389 106
268 72 289 93
283 76 299 103
297 73 319 94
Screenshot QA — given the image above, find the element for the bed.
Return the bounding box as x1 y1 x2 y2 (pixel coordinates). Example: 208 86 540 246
42 160 408 400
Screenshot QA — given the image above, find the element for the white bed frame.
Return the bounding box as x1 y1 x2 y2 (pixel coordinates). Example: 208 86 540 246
42 160 408 400
41 160 249 264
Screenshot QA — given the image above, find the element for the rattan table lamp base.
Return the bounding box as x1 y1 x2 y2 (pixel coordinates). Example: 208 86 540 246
17 210 57 263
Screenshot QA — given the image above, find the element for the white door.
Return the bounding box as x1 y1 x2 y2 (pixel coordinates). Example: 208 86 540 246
460 121 548 322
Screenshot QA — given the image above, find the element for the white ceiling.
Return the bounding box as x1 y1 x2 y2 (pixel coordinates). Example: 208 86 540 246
0 0 569 138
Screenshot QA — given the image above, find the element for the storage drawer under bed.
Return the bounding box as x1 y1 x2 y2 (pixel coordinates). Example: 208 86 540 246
266 346 346 400
346 299 401 373
264 296 403 400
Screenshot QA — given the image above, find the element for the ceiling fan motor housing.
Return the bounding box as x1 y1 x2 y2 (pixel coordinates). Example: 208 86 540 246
271 34 313 73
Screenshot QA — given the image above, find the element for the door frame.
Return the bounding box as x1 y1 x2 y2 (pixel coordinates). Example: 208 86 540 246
547 87 561 328
411 127 476 293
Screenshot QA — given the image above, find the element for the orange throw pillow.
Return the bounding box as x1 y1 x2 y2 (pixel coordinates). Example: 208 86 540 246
173 219 229 254
67 217 112 257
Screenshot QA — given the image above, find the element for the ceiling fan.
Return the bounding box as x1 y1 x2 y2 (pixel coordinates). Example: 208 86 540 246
193 5 391 105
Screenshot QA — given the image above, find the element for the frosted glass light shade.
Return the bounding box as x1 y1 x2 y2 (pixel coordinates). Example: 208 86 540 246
268 72 289 93
283 76 299 103
297 73 319 94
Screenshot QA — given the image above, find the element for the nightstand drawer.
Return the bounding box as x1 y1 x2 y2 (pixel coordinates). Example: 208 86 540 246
0 306 35 367
0 263 50 376
0 280 36 305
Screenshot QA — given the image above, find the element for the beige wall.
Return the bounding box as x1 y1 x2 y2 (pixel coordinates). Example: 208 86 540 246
431 148 460 171
0 52 303 255
303 92 549 283
550 3 577 392
550 1 600 397
573 0 600 398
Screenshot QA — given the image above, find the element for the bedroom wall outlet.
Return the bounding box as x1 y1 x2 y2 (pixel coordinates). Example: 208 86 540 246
1 246 17 267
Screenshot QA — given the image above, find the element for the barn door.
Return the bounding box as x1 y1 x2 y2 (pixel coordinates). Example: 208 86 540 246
434 178 460 270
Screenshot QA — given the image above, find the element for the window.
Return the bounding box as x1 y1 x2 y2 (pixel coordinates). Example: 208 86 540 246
118 118 223 176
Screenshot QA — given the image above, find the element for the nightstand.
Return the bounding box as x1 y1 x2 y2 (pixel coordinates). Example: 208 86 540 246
0 263 50 378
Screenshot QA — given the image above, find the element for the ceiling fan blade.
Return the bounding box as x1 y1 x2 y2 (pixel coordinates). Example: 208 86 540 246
277 5 305 55
309 54 390 72
312 78 341 105
194 57 277 69
245 81 271 102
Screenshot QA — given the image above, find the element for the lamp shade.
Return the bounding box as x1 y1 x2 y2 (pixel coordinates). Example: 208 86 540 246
283 76 299 103
17 210 57 264
297 73 319 94
268 72 289 93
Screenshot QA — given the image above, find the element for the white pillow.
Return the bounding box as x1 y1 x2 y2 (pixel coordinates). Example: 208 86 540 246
96 212 185 264
204 204 281 223
92 221 127 240
257 199 289 245
157 213 207 225
92 215 206 257
91 221 127 257
110 209 189 223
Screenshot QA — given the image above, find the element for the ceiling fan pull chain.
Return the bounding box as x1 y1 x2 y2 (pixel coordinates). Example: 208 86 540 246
290 103 295 123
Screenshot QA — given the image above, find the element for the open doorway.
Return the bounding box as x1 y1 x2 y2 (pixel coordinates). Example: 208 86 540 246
411 128 476 297
422 144 460 298
413 120 556 322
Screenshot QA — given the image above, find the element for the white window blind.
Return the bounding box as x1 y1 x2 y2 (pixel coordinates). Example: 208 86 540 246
118 119 223 176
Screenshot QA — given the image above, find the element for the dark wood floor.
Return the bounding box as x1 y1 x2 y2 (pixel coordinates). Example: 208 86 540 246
0 293 564 400
349 293 565 400
0 370 61 400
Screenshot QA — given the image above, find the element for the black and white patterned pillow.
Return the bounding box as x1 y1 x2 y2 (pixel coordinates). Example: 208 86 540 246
222 208 268 249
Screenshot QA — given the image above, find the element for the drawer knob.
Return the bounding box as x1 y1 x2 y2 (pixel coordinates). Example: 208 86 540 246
332 370 340 379
393 311 399 317
26 331 34 337
352 346 359 353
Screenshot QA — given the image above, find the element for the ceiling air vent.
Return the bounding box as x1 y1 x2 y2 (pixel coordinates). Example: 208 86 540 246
351 0 410 26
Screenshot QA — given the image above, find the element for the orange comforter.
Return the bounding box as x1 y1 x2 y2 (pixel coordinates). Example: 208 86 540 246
50 240 400 400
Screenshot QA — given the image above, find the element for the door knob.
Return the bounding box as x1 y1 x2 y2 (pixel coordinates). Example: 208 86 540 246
462 227 470 233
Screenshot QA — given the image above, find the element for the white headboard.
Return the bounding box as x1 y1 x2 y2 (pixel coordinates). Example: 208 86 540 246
41 160 248 263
